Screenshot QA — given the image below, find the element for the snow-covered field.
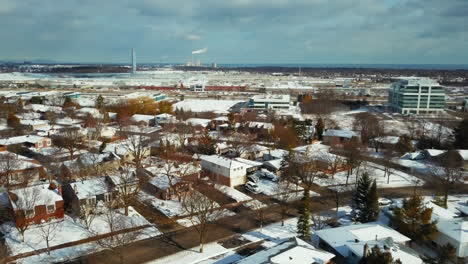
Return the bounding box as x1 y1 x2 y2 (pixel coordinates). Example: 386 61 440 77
2 207 160 263
315 162 424 190
173 99 243 112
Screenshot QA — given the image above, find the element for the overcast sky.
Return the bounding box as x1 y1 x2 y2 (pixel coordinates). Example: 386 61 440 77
0 0 466 64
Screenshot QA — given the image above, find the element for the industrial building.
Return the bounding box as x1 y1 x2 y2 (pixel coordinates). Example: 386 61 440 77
388 78 445 114
248 94 291 110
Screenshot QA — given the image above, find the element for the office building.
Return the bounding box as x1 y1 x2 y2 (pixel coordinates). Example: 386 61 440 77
388 78 445 114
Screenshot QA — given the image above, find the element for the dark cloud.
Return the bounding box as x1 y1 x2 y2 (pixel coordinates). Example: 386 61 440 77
0 0 466 64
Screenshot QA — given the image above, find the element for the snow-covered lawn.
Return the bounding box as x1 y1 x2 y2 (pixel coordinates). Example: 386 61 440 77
315 162 424 189
173 99 243 112
176 209 236 227
255 179 316 200
2 207 160 261
138 191 219 218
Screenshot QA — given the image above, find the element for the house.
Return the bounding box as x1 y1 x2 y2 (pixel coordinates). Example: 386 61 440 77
313 223 422 264
201 155 248 187
60 152 121 181
102 137 151 163
246 121 274 133
186 118 212 129
121 125 161 138
0 150 44 187
105 169 139 195
422 149 446 161
155 113 176 125
143 163 200 200
234 158 263 174
62 177 113 214
236 237 335 264
131 114 156 126
7 182 64 227
0 135 52 150
19 119 49 130
433 218 467 258
322 129 359 145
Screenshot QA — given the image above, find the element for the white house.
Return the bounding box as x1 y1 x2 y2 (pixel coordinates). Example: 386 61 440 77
155 113 176 124
237 237 335 264
313 223 422 264
433 218 467 258
200 155 247 187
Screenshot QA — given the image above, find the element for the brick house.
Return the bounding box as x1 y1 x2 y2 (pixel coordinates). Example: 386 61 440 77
143 163 200 200
0 135 52 150
62 177 113 214
8 182 64 227
322 129 359 146
0 150 44 187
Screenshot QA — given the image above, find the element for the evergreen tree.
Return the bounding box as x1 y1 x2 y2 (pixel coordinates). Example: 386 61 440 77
315 118 325 140
391 195 438 243
453 118 468 149
352 173 379 223
367 180 380 222
297 190 311 240
95 95 104 109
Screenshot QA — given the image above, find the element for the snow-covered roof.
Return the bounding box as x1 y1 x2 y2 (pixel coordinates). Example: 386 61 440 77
456 150 468 161
238 237 334 264
314 224 411 257
323 129 357 139
71 178 110 200
213 116 228 122
424 149 445 157
55 117 83 126
10 183 62 210
201 155 246 174
24 104 63 113
347 240 422 264
155 113 174 118
375 136 399 144
0 135 49 146
247 121 274 130
234 158 263 167
186 118 212 127
76 107 102 118
263 159 283 170
0 151 42 172
131 114 155 123
19 119 48 126
437 219 468 244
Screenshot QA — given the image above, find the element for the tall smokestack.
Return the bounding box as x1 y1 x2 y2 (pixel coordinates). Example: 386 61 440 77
132 48 136 74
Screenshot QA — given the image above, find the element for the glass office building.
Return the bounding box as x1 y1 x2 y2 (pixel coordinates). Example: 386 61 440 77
388 78 445 114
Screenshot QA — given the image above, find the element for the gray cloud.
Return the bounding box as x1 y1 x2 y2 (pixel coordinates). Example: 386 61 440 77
0 0 466 64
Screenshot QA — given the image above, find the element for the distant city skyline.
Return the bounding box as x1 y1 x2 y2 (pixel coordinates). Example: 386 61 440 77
0 0 467 64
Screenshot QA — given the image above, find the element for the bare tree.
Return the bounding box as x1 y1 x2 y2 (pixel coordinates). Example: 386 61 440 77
0 152 21 188
274 179 294 226
38 219 60 255
403 117 420 140
109 165 139 216
53 129 83 160
181 189 220 253
249 199 267 229
382 150 395 185
432 150 464 208
291 156 324 194
91 206 142 264
310 214 327 230
78 202 97 230
9 187 40 242
121 133 149 169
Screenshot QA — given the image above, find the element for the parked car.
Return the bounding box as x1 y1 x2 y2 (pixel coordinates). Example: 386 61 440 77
378 197 392 206
245 181 260 194
248 174 260 183
261 169 279 182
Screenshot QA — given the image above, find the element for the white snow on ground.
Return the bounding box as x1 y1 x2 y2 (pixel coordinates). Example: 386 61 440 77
138 190 218 218
315 161 424 189
255 179 314 200
145 240 230 264
3 207 160 262
176 209 236 227
173 99 242 112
